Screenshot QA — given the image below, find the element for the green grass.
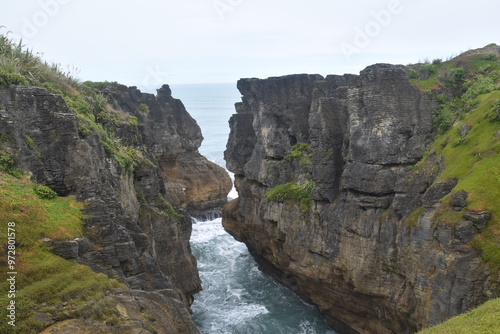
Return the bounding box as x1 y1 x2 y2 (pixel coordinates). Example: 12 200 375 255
406 206 425 229
0 172 124 333
285 142 313 165
413 89 500 274
417 298 500 334
0 33 148 173
155 194 184 218
265 179 316 212
409 51 500 94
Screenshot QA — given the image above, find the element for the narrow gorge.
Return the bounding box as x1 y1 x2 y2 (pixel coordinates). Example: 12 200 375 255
223 50 500 333
1 37 499 334
0 82 231 333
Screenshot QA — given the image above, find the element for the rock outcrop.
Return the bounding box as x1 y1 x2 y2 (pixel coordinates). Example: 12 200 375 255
0 84 231 332
223 66 498 333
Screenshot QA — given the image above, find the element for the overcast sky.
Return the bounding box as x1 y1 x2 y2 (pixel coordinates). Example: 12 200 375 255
1 0 499 90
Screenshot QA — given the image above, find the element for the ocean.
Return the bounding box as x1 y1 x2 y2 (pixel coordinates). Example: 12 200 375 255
170 83 336 334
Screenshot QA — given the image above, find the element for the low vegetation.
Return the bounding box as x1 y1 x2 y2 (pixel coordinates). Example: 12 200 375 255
417 298 500 334
0 32 150 173
413 89 500 275
409 46 500 274
406 47 500 333
265 179 316 212
0 172 124 333
285 142 313 165
409 49 500 134
155 194 184 218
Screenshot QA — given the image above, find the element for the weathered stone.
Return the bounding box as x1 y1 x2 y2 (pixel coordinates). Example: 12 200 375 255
463 211 491 231
223 66 496 333
451 190 469 211
0 84 224 332
75 238 92 255
455 221 476 243
39 288 201 334
460 123 473 138
50 240 79 259
422 179 457 206
31 313 55 327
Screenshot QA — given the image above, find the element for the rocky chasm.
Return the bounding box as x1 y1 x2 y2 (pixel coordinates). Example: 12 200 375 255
223 65 499 333
0 84 231 333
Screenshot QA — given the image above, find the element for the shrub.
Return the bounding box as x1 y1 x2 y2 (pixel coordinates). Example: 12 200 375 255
24 134 35 149
433 104 455 133
432 58 443 65
419 64 437 80
85 92 107 115
480 54 498 61
137 103 150 114
463 76 496 100
33 184 58 199
0 70 29 86
407 68 418 80
64 96 92 116
446 67 467 88
0 150 22 178
78 124 91 137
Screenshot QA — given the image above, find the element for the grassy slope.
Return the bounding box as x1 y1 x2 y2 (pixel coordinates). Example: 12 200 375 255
0 34 186 333
0 172 124 333
418 298 500 334
410 46 500 333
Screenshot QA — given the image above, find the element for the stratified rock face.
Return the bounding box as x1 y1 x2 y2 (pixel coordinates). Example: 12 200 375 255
103 85 233 218
0 84 230 333
223 66 498 333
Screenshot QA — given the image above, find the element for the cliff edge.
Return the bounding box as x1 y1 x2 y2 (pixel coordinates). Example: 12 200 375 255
223 50 500 333
0 74 230 332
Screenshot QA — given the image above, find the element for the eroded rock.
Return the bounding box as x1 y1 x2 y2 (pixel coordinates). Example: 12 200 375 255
223 66 497 333
0 84 227 333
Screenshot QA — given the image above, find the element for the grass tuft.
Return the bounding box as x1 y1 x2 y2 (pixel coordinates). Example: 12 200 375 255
265 179 316 212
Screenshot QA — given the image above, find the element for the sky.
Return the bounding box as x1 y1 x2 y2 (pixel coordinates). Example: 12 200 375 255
0 0 499 91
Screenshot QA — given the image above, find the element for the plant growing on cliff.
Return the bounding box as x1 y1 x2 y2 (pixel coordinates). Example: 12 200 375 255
33 184 58 199
0 172 125 333
155 194 183 218
0 150 22 178
265 179 315 212
0 32 149 176
412 88 500 274
137 103 150 114
285 142 313 165
0 70 29 86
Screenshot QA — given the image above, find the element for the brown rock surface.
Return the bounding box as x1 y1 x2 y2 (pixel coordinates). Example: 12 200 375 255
0 83 230 333
223 66 498 333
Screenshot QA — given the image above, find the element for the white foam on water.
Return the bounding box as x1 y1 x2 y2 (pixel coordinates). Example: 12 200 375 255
190 217 336 334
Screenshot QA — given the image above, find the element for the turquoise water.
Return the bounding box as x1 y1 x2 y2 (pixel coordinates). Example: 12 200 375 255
171 83 336 334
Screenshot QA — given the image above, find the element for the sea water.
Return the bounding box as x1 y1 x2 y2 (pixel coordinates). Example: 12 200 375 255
171 83 336 334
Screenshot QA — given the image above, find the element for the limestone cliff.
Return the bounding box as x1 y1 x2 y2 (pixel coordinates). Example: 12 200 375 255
0 83 230 333
223 64 499 333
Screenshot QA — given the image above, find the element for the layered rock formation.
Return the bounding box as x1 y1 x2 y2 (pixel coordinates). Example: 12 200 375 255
223 65 498 333
0 84 231 333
